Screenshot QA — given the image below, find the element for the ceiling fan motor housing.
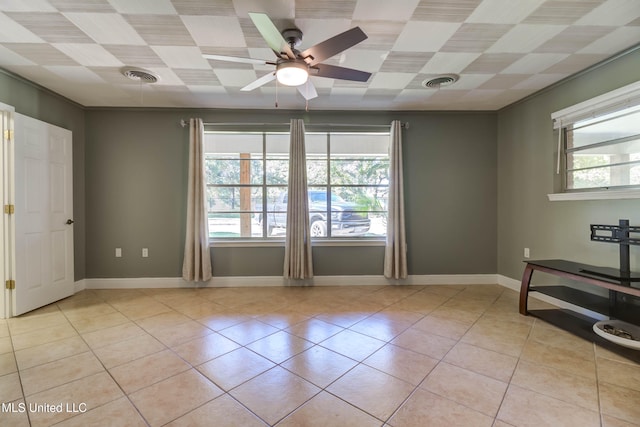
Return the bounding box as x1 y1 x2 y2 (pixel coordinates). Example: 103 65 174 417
281 28 303 48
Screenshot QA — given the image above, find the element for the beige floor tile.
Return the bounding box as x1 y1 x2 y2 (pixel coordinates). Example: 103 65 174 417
109 349 191 394
602 414 640 427
320 329 386 361
0 321 9 338
92 333 165 368
428 306 484 325
172 332 240 366
25 371 123 427
391 327 457 360
14 336 89 370
520 340 597 380
0 352 17 376
285 318 344 343
0 372 23 402
53 397 148 427
411 314 471 340
218 319 280 345
0 336 13 354
130 369 223 427
421 362 507 417
257 309 311 329
198 347 275 390
497 384 600 427
281 345 357 388
443 342 518 382
67 311 130 334
230 366 320 425
8 311 69 335
134 310 192 333
511 360 599 410
20 352 104 396
165 394 268 427
389 291 449 314
529 319 595 356
597 357 640 392
59 302 118 322
599 382 640 424
316 307 380 329
327 364 414 421
152 320 213 348
197 310 251 331
277 390 381 427
10 323 78 351
173 301 224 319
81 321 146 349
460 318 530 357
247 330 314 364
388 388 494 427
0 398 30 427
349 314 414 341
363 344 438 385
112 298 172 320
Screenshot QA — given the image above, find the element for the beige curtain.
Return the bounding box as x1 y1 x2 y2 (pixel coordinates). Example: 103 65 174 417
284 119 313 279
182 118 212 281
384 120 407 279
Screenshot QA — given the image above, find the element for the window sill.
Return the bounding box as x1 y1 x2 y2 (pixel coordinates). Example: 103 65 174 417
547 189 640 201
209 238 386 248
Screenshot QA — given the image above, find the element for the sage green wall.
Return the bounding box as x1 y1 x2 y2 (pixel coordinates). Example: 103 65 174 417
497 48 640 282
85 109 497 278
0 71 86 280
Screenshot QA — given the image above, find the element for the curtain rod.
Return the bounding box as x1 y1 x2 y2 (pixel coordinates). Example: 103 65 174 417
179 120 409 129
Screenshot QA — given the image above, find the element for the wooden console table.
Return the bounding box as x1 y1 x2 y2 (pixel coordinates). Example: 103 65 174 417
520 259 640 361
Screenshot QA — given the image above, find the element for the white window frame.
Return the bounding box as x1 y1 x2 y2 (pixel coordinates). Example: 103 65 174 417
204 127 390 245
548 80 640 201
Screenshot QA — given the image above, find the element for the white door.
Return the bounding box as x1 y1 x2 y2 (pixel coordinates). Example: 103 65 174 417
0 104 15 319
12 113 74 316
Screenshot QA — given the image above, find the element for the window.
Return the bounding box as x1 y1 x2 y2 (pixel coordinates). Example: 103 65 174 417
552 81 640 194
204 129 390 240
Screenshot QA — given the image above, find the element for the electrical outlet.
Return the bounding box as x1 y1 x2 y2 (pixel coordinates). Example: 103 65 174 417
142 248 148 258
524 248 530 259
115 248 122 258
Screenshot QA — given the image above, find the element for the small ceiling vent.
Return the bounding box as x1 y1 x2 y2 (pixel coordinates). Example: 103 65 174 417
422 74 459 89
122 67 160 83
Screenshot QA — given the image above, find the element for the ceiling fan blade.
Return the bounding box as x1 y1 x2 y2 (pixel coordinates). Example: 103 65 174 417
203 54 273 66
301 27 368 66
241 72 276 91
248 12 295 59
297 81 318 100
312 64 371 82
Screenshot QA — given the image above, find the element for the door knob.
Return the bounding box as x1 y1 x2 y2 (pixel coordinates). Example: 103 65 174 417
66 219 74 225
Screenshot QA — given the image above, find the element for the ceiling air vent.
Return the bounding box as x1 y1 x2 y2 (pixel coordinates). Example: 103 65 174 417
422 74 459 89
122 67 160 84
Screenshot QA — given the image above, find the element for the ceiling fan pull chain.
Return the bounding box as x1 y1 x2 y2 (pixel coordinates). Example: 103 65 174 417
275 78 279 108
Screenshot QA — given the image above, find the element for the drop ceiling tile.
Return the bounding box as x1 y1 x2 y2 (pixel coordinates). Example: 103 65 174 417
523 0 606 25
462 53 524 74
152 45 210 69
578 26 640 54
575 0 640 26
445 73 493 90
106 0 177 15
500 53 568 74
337 49 387 73
293 19 351 49
63 13 146 45
440 23 512 52
353 0 420 21
53 43 122 66
542 53 609 74
5 12 94 43
0 12 44 43
487 24 567 53
104 45 166 67
420 52 481 74
0 0 56 12
368 72 415 89
534 26 615 53
393 21 461 52
125 14 195 46
44 65 105 83
213 68 257 87
478 74 529 90
465 0 546 24
48 0 115 13
353 20 404 51
411 0 482 22
2 43 76 65
379 52 432 72
0 45 36 66
182 15 245 47
145 67 183 85
295 0 357 19
512 73 568 90
173 0 235 15
232 0 295 19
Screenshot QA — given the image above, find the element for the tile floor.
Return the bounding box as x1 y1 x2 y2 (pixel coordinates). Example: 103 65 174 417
0 284 639 426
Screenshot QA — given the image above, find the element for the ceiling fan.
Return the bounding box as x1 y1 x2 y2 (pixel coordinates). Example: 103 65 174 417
203 13 372 101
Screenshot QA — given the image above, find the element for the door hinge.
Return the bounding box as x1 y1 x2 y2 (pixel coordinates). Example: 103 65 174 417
4 204 14 214
5 280 15 290
3 129 12 141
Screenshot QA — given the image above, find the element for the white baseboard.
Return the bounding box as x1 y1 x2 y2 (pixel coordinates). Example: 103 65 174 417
74 279 86 293
83 274 501 289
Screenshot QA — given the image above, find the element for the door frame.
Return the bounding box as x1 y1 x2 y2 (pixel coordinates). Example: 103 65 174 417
0 102 15 319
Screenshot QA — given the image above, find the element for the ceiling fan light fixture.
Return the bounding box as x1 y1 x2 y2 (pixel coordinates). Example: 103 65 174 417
276 61 309 86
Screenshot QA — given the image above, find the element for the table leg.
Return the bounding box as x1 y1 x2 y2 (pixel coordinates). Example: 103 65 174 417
519 264 534 315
